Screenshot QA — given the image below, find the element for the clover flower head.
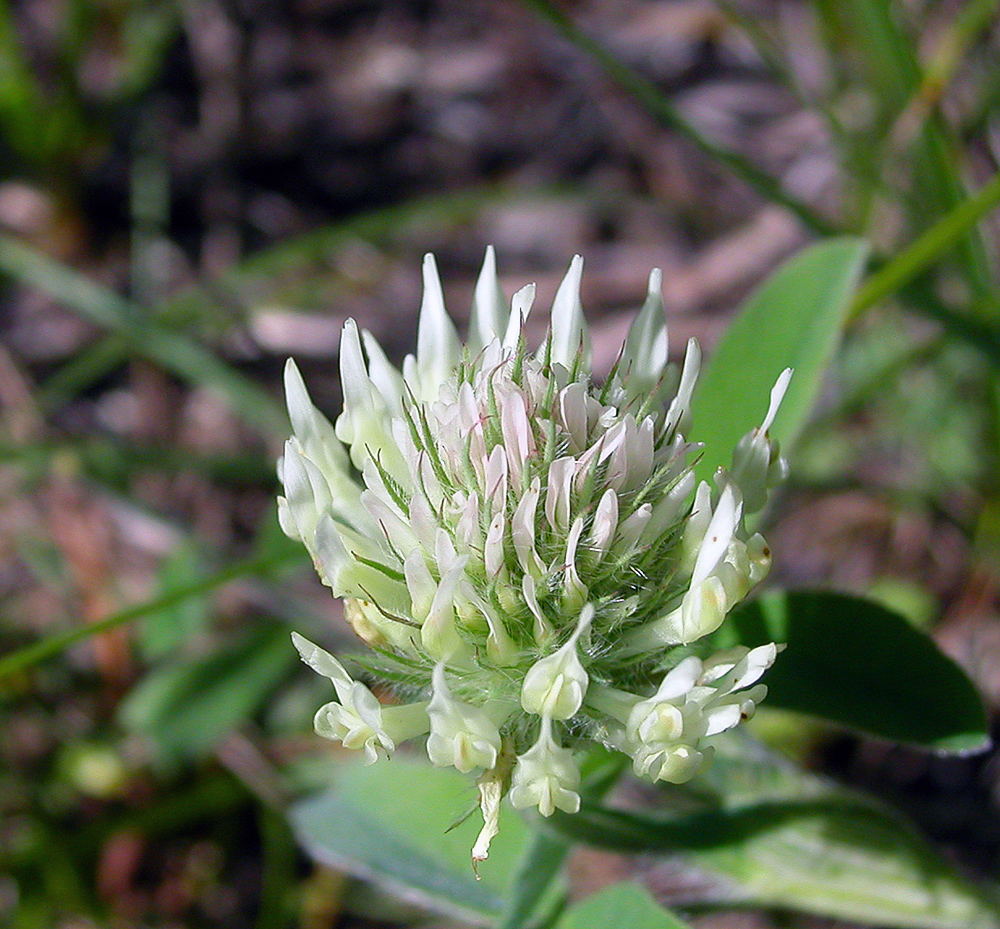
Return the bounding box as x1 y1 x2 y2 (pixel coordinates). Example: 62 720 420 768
281 248 789 863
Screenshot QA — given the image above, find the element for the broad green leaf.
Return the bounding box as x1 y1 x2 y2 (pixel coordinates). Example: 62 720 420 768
289 758 554 926
119 622 297 760
555 882 693 929
550 737 1000 929
718 590 989 753
690 239 869 482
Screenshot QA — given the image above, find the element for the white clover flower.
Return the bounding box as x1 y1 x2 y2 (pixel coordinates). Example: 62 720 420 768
283 248 789 863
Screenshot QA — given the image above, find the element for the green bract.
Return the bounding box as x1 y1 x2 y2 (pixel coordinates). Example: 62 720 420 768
280 248 789 862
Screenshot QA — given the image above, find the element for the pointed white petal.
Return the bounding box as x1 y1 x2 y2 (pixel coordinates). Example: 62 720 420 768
691 484 743 587
503 283 536 350
468 245 508 349
761 367 793 433
622 268 668 392
416 253 461 400
547 255 590 368
664 338 701 436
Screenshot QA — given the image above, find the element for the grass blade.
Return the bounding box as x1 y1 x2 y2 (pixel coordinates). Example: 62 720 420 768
850 168 1000 319
0 547 301 685
520 0 836 236
0 234 289 435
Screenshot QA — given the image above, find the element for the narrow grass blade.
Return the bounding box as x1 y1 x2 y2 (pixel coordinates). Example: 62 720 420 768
851 169 1000 319
0 234 288 435
0 548 301 684
520 0 835 236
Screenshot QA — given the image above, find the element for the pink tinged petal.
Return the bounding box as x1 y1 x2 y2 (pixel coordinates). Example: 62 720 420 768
457 381 480 432
512 477 545 578
547 255 590 369
691 484 743 587
589 488 618 561
484 445 508 517
545 456 575 534
503 283 536 350
558 381 590 452
664 338 701 437
500 388 534 488
484 511 506 579
562 516 588 610
468 245 508 350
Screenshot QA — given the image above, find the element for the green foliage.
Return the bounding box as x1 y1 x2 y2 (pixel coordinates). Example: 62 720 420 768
119 622 298 762
554 883 693 929
551 738 1000 929
290 758 551 925
691 238 869 482
720 590 990 752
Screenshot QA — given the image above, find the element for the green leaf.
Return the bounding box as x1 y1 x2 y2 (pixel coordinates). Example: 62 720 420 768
690 239 869 483
550 738 1000 929
497 829 570 929
554 882 693 929
119 622 297 760
289 758 555 926
718 589 989 753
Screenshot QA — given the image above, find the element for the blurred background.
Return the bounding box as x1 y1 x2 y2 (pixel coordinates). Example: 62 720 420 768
2 0 1000 926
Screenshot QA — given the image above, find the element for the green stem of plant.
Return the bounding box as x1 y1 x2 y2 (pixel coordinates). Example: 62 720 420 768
850 169 1000 320
520 0 837 237
0 547 302 685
